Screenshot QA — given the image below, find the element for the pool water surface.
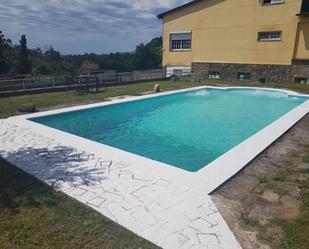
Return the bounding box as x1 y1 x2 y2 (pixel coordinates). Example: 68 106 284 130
32 88 307 172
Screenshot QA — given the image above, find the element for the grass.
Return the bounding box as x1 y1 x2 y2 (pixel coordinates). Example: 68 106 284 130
255 147 309 249
259 176 269 184
0 79 309 119
0 158 159 249
274 175 309 249
257 225 274 244
271 173 288 182
241 213 259 227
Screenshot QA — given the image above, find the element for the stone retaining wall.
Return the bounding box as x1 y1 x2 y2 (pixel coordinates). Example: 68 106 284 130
192 61 309 83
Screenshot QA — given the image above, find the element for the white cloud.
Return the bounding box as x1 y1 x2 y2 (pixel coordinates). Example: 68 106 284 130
0 0 188 53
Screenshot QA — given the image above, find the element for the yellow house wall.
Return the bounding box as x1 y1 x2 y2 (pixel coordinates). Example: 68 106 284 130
294 18 309 59
162 0 303 67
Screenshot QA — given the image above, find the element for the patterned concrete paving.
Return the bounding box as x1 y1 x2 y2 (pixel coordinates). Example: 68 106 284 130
0 119 241 249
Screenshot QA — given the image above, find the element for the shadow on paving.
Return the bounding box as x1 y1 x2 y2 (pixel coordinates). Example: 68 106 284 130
3 144 110 188
0 157 159 249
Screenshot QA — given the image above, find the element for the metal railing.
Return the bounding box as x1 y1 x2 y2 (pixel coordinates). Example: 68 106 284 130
0 69 164 93
0 76 67 92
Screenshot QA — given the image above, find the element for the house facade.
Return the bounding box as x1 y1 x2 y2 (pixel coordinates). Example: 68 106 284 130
158 0 309 83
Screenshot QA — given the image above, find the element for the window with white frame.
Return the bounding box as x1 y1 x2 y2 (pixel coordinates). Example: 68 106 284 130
258 31 282 41
237 72 251 81
261 0 285 5
170 32 192 51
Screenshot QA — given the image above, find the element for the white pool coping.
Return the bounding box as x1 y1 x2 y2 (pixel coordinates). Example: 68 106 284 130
9 85 309 194
1 85 309 249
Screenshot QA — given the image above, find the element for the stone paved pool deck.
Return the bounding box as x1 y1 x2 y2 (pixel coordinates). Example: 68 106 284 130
1 86 308 249
0 119 241 249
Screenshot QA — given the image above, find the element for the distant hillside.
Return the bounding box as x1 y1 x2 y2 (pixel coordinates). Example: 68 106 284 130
0 31 162 77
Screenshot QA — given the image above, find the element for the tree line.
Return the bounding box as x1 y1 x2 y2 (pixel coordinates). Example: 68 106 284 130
0 30 162 77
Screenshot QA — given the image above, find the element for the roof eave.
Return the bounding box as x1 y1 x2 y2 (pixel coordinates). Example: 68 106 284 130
157 13 165 19
157 0 200 19
296 12 309 17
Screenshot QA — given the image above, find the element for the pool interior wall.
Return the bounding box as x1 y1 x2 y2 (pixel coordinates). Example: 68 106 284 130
31 88 308 172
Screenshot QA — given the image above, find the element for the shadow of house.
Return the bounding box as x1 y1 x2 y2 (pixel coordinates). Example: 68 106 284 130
302 24 309 50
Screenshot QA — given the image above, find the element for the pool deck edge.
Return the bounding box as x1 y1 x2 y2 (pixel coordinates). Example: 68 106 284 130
1 85 309 249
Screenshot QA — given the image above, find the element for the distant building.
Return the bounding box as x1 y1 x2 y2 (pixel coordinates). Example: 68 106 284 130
158 0 309 83
81 63 99 74
102 70 116 76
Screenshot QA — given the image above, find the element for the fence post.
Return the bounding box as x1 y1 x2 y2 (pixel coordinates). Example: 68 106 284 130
96 76 99 93
22 80 25 90
52 77 55 88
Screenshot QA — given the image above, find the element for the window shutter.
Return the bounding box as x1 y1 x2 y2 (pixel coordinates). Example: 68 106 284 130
170 33 192 41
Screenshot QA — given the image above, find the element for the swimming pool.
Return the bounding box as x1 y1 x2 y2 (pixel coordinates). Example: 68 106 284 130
31 88 308 172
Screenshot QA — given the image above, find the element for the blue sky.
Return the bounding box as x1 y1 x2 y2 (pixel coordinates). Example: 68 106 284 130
0 0 186 54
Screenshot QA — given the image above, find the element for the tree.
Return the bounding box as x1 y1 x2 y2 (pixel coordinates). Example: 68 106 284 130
31 47 44 58
45 46 61 62
0 30 10 74
147 37 162 68
134 37 162 70
134 43 148 70
0 33 163 76
17 34 31 74
44 46 62 74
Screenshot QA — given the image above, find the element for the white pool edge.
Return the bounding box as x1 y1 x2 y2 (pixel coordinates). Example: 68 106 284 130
196 99 309 193
3 85 309 249
7 85 309 194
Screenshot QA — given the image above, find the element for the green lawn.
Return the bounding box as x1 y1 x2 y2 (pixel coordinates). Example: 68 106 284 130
0 79 309 119
0 158 159 249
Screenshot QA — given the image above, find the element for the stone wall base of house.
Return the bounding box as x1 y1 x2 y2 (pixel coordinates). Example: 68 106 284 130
192 61 309 83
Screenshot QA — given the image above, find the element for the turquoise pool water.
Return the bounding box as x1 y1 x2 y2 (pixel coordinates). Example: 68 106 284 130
31 88 307 172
